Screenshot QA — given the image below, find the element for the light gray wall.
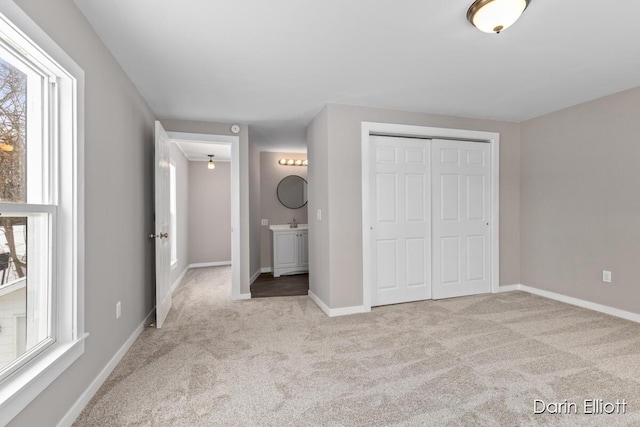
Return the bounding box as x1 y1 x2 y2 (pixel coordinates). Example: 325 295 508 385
10 0 157 425
521 86 640 313
249 137 261 280
160 119 253 294
170 142 189 284
306 107 331 304
260 151 308 269
188 161 231 264
318 104 521 309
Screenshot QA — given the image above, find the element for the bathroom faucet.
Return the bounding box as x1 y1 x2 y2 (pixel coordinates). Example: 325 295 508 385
290 218 298 228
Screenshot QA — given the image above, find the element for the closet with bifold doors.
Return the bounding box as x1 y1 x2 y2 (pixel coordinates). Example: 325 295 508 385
369 135 492 307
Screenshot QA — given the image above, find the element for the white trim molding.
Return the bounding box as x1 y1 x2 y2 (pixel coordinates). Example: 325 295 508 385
361 122 500 311
497 284 522 293
57 309 155 427
308 291 370 317
501 284 640 324
250 269 261 285
189 261 231 269
170 266 189 294
233 293 251 301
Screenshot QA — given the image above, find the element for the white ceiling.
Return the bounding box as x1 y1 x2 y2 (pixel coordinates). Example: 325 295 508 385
74 0 640 151
172 140 231 162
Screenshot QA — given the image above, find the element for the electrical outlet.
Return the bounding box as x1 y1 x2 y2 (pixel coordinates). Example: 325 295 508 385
261 219 268 226
602 270 612 283
116 301 121 319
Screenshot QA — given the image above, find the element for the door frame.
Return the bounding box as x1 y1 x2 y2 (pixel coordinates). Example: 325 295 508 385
361 122 500 311
167 131 242 301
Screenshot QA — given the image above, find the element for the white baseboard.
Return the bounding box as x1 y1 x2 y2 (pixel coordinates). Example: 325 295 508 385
308 290 330 316
233 293 251 301
501 284 640 324
261 267 272 273
170 266 189 294
250 269 261 285
308 291 370 317
189 261 231 269
57 309 156 427
497 284 522 293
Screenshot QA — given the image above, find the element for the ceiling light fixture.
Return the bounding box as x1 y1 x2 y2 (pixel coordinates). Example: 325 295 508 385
207 154 216 170
467 0 530 34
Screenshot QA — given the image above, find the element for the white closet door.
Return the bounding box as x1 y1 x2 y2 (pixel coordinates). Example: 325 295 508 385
370 136 431 306
431 139 491 299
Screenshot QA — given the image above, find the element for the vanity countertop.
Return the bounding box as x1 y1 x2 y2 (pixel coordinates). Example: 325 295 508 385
269 224 308 231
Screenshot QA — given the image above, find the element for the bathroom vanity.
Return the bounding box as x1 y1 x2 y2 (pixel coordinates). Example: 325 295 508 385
270 224 308 277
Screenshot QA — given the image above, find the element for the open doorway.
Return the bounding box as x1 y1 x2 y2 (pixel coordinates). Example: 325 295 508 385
250 151 309 298
166 131 241 301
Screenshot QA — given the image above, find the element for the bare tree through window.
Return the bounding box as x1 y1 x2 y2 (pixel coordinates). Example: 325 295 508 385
0 58 27 283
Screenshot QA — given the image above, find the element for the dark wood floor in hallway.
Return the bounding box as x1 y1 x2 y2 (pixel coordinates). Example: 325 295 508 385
250 273 309 298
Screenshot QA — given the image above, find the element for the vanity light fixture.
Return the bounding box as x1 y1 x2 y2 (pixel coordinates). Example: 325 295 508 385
207 154 216 170
277 158 308 167
467 0 531 34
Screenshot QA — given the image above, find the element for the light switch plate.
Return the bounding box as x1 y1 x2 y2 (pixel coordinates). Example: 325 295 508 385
261 219 268 226
602 270 612 283
317 209 322 221
116 301 121 319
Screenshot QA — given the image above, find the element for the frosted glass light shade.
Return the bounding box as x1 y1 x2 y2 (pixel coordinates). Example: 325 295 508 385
467 0 529 34
208 160 215 169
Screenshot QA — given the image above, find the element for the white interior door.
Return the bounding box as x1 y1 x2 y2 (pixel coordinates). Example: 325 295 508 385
370 136 431 307
154 121 172 328
431 139 491 299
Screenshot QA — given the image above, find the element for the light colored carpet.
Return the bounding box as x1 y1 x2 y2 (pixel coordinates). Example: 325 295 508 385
74 267 640 426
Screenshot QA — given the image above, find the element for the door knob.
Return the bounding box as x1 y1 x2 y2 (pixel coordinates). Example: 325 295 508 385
160 232 169 239
149 233 158 239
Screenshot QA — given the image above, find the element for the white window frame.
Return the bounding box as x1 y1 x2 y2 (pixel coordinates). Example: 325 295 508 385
0 2 85 425
169 162 177 268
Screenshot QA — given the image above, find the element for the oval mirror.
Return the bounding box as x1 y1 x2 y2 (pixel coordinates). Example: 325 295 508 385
277 175 308 209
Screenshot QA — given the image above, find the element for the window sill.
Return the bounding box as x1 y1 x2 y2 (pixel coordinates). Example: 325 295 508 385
0 333 89 425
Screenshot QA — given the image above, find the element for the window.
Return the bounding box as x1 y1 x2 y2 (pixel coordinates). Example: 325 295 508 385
170 162 177 266
0 3 84 424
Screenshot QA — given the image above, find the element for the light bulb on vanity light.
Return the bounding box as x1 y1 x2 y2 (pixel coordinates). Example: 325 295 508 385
287 159 294 166
294 159 303 166
302 160 308 166
279 158 287 165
